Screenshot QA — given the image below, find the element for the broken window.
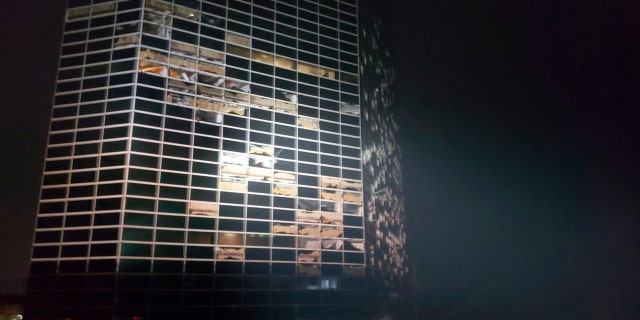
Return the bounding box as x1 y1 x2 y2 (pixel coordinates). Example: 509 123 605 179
225 79 251 93
188 202 219 216
321 226 343 238
92 2 116 15
227 44 250 58
249 154 275 171
225 102 247 115
296 210 321 224
216 232 244 260
341 179 362 191
252 51 274 65
297 250 320 262
297 62 319 76
221 165 248 178
169 77 195 94
343 192 362 203
273 183 296 197
297 116 319 129
199 75 225 92
114 22 140 47
174 5 199 22
67 6 90 20
196 93 222 109
298 224 320 237
225 32 250 47
198 61 224 88
274 56 296 70
274 159 295 173
274 99 297 114
298 237 321 250
166 91 194 107
200 47 224 63
319 66 336 79
274 171 296 184
167 58 197 81
217 232 242 245
249 144 274 156
143 10 172 39
220 151 248 166
171 41 197 57
216 247 245 260
321 189 341 201
251 95 275 110
321 212 343 225
195 109 222 124
273 224 297 234
297 199 319 212
321 201 336 212
322 239 343 250
320 177 339 189
138 48 168 74
280 91 298 104
343 203 363 215
340 102 360 115
145 0 171 12
247 166 272 181
219 178 247 192
345 240 364 252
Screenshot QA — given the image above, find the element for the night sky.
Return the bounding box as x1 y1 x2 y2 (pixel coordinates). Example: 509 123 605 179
391 0 639 318
1 0 639 319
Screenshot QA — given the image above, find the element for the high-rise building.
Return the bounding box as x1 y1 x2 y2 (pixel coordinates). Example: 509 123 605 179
26 0 407 319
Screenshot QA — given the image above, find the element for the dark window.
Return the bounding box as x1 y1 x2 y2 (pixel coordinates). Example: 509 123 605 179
94 212 120 226
218 219 243 232
61 244 88 257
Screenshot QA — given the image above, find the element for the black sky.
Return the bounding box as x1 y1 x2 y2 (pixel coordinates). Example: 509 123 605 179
391 0 639 318
2 0 639 318
0 0 67 295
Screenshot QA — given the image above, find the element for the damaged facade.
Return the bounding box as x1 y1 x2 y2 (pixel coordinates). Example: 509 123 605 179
360 0 410 317
27 0 406 319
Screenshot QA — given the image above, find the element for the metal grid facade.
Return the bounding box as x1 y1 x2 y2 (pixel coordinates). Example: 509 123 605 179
28 0 373 319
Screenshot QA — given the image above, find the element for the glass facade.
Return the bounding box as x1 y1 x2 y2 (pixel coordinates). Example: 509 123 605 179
27 0 405 319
